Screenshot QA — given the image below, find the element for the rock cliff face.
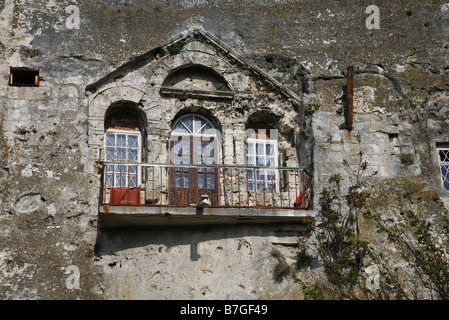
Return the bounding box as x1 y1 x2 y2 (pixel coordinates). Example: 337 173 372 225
0 0 448 299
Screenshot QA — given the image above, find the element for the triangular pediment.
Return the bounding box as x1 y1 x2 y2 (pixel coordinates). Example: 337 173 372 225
86 27 301 106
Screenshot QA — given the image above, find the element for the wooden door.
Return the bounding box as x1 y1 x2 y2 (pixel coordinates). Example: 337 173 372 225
169 135 218 206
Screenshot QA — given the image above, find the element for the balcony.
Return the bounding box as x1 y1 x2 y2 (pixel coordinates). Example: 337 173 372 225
99 162 314 227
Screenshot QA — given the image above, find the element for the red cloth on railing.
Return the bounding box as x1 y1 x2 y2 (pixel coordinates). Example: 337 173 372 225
294 192 305 208
110 187 140 205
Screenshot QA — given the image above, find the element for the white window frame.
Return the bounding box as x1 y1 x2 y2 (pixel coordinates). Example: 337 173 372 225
437 147 449 192
104 129 142 188
171 113 220 164
246 137 279 193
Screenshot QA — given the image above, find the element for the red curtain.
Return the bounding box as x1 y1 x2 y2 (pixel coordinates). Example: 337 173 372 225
110 187 141 205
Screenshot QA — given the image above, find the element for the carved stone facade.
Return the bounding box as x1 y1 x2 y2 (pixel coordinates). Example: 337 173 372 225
1 1 448 300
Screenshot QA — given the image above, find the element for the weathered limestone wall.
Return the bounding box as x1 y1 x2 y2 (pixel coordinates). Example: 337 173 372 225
1 0 448 299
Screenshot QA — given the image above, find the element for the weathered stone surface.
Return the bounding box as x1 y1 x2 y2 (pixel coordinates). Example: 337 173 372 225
0 0 448 300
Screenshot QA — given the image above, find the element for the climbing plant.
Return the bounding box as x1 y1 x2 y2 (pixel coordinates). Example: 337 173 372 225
364 202 449 300
298 152 375 299
293 152 449 300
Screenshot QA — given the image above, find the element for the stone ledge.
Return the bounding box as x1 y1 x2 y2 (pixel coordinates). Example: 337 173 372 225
99 205 316 228
159 87 235 100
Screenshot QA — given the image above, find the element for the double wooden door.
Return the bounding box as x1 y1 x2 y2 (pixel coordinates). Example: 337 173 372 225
169 115 219 206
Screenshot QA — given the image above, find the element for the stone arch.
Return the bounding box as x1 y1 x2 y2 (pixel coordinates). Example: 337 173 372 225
104 101 148 162
245 110 281 138
149 47 241 90
162 64 231 92
88 81 146 123
86 81 147 171
104 101 147 133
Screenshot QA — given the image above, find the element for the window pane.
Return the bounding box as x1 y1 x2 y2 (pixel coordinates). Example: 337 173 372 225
205 157 214 165
182 156 190 165
176 172 182 188
117 134 126 147
203 141 215 164
197 140 204 163
114 174 121 187
257 143 265 155
116 148 126 160
128 149 138 161
441 165 449 191
120 175 127 187
192 117 203 134
206 141 214 156
440 150 449 163
172 156 181 165
246 142 255 155
128 135 138 148
256 157 266 167
183 173 189 188
207 174 214 189
266 144 274 155
173 122 189 134
182 138 190 155
116 164 126 173
247 169 254 179
106 134 115 147
172 140 182 163
106 148 115 160
182 117 193 133
201 123 213 135
256 169 264 180
198 174 204 189
129 175 137 188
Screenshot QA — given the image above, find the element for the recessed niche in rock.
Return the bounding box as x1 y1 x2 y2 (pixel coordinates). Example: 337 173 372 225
162 65 230 92
13 192 44 214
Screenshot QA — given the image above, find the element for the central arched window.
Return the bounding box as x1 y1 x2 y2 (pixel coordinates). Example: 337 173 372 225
169 114 219 205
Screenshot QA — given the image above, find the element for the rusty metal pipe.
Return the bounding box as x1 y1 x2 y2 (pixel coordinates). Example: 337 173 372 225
347 66 354 131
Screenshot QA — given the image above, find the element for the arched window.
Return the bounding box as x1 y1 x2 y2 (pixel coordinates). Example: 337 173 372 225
169 114 219 205
245 117 279 193
103 105 144 204
104 130 141 188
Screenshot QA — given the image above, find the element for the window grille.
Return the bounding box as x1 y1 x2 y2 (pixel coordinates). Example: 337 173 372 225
438 148 449 192
104 130 141 188
246 138 278 192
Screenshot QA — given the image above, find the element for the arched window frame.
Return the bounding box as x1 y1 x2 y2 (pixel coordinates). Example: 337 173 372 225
170 113 220 165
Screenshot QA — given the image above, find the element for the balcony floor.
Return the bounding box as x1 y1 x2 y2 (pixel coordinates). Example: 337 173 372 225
99 205 316 228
